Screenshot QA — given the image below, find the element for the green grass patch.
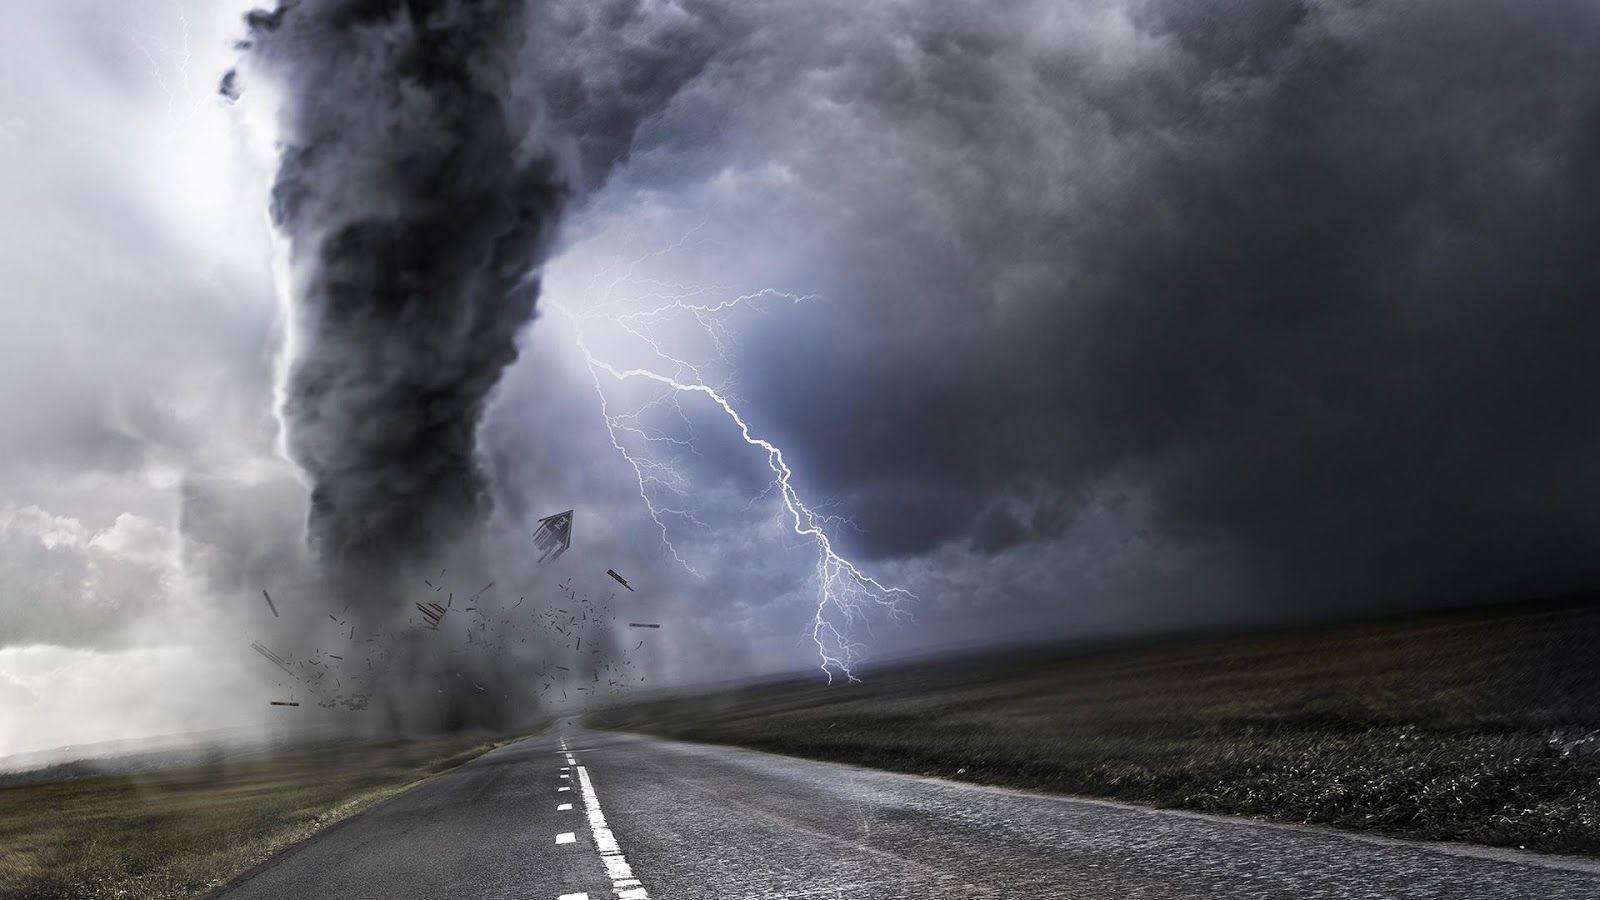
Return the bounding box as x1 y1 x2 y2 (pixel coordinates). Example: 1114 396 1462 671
588 599 1600 855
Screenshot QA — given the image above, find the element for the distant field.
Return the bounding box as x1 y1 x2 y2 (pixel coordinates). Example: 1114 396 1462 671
0 732 525 899
589 598 1600 855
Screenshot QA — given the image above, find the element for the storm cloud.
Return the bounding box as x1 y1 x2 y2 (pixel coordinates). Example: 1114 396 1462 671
3 0 1599 751
567 0 1600 622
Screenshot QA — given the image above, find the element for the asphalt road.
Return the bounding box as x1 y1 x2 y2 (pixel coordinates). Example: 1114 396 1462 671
216 721 1600 899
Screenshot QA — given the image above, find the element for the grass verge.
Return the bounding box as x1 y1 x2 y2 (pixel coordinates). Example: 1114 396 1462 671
0 731 529 899
588 598 1600 855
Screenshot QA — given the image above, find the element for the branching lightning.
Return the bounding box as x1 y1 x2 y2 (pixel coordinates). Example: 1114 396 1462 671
550 246 915 682
136 0 203 130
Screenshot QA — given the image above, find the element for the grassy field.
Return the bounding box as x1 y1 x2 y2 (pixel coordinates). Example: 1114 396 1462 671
0 731 526 899
589 597 1600 855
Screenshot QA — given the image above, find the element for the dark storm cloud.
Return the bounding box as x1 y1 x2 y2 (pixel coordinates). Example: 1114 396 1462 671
528 0 748 187
607 0 1600 616
1051 0 1600 608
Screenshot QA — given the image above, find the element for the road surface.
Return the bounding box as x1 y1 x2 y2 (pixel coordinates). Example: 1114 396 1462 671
216 721 1600 899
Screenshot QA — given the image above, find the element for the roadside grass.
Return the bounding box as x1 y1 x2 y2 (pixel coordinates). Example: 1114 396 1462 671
588 598 1600 855
0 732 528 899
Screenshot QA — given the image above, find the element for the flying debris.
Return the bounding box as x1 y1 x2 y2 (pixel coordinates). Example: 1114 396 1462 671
415 602 446 629
606 569 634 591
261 589 279 618
533 510 574 562
242 562 656 715
250 641 296 678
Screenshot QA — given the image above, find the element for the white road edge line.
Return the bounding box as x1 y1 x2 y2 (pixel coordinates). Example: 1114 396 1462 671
577 764 649 900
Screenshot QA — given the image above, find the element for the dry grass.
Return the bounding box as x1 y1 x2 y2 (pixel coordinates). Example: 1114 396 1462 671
589 598 1600 855
0 732 527 899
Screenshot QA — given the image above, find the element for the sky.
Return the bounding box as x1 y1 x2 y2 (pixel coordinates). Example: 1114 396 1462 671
2 0 1598 756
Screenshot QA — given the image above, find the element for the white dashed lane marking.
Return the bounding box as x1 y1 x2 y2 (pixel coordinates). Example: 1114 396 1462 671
577 763 650 899
553 737 648 899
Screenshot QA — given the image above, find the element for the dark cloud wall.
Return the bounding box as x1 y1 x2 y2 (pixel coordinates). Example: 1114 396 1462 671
531 0 1600 622
1054 0 1600 608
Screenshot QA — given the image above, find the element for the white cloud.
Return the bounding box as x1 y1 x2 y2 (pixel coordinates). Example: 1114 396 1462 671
0 504 183 647
0 643 261 757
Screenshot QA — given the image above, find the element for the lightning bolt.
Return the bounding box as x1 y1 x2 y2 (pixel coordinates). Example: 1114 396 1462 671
550 245 915 682
134 0 201 122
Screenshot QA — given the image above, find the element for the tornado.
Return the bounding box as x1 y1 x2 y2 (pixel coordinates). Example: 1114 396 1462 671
231 0 566 593
226 0 729 731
